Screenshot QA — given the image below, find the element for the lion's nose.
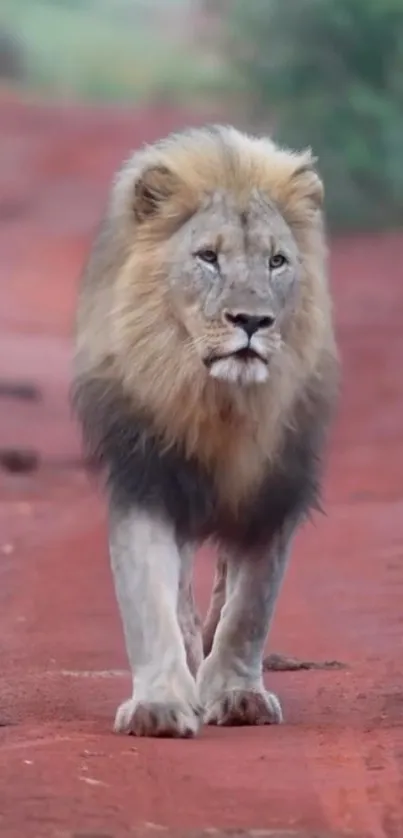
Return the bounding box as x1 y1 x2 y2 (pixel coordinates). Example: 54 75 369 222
224 311 275 338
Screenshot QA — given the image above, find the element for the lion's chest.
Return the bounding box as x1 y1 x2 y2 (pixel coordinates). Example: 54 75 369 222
108 407 321 551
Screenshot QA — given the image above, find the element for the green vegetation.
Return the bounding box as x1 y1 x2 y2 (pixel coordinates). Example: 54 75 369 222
0 0 224 103
1 0 402 230
227 0 403 230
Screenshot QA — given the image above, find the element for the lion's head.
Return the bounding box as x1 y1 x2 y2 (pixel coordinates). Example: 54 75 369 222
110 126 328 394
155 185 302 387
76 125 335 481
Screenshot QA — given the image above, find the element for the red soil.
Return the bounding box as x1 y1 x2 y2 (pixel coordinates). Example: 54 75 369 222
0 97 402 838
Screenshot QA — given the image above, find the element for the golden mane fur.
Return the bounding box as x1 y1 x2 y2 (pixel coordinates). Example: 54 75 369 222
75 125 337 510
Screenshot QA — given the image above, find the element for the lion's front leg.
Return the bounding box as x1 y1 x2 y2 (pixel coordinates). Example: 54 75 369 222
109 504 201 738
197 522 295 726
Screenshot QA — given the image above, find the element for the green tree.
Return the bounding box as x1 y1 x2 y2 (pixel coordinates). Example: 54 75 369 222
228 0 403 230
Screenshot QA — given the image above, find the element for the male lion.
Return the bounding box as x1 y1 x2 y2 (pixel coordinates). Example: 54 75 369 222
73 125 338 737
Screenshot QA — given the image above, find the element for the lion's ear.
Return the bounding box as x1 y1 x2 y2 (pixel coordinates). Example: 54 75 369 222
292 155 324 209
133 165 180 223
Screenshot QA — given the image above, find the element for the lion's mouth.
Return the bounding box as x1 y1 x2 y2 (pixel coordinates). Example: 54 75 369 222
203 346 267 368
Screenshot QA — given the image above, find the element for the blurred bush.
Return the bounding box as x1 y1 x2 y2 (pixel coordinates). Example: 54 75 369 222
227 0 403 231
0 0 224 104
0 29 25 81
1 0 402 233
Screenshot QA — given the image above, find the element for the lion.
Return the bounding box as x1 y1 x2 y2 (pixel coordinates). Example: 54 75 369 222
73 125 338 737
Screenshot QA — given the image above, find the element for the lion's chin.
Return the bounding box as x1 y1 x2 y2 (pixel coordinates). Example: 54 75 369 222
208 355 269 386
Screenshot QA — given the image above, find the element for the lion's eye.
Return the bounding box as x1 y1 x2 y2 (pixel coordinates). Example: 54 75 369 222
269 252 287 270
196 249 218 266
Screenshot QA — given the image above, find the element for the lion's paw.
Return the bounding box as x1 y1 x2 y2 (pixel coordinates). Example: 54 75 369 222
114 696 201 738
204 687 283 726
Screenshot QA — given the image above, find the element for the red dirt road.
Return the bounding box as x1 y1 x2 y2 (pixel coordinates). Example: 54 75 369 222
1 99 403 838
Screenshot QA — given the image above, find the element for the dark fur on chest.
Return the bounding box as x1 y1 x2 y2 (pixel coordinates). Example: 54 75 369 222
73 374 333 550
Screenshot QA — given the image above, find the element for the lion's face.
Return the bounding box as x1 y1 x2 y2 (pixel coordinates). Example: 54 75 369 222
116 127 325 397
160 191 299 386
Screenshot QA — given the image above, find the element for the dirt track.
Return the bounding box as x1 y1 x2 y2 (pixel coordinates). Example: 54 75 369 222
0 99 402 838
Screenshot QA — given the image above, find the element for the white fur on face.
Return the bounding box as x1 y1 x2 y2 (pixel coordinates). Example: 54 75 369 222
208 356 269 385
201 329 281 386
